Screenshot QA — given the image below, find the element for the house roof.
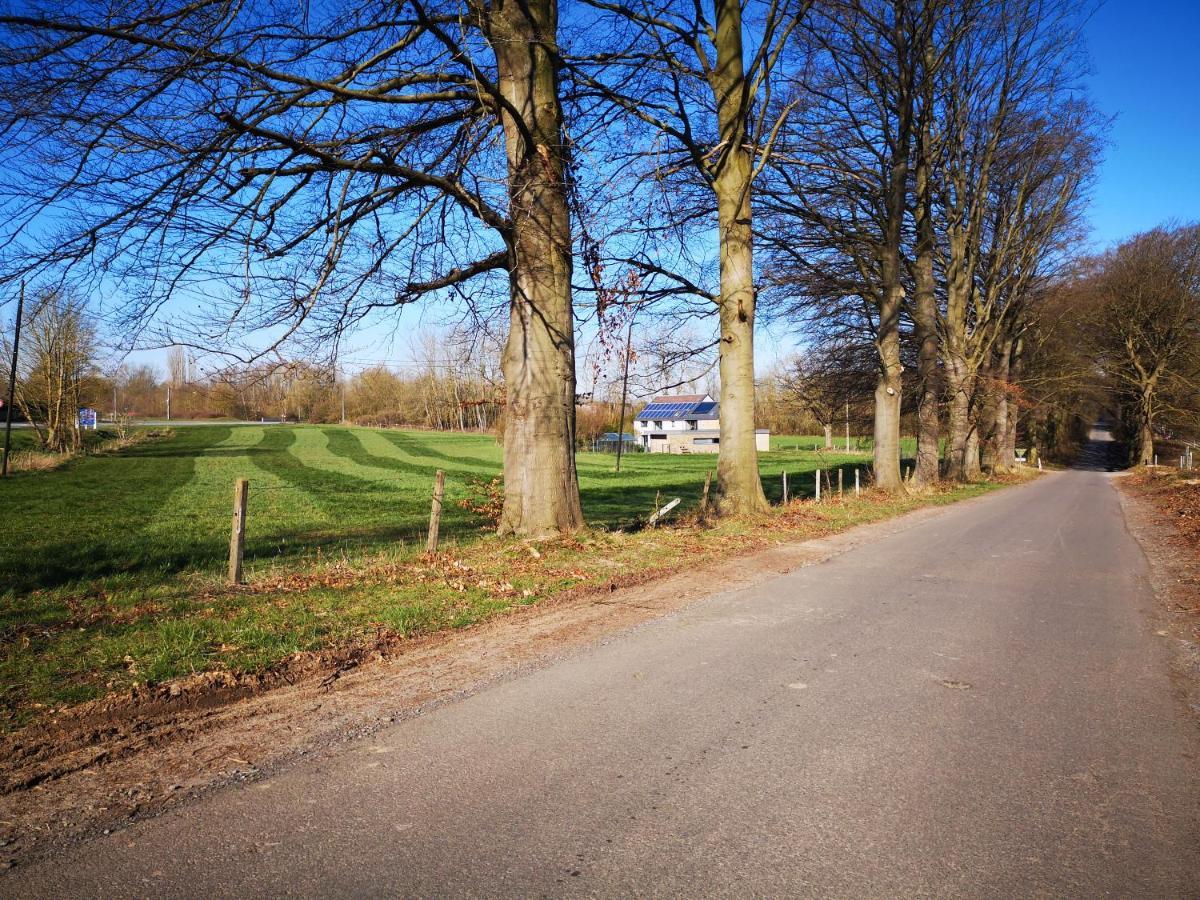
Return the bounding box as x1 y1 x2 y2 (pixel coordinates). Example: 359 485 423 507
634 394 719 421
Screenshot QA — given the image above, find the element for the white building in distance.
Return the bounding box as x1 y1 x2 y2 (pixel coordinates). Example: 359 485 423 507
632 393 770 454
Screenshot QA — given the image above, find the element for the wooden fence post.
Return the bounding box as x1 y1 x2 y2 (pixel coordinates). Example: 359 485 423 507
426 469 446 553
855 468 861 496
838 468 843 496
228 478 248 585
782 470 789 504
700 470 712 519
815 469 821 502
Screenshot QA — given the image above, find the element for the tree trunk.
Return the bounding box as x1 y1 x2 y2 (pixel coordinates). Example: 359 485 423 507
1002 336 1023 466
942 221 980 482
823 422 833 449
911 92 939 487
1135 388 1154 466
873 174 907 491
710 0 767 516
873 316 904 490
488 0 584 538
871 17 912 494
944 356 980 481
980 338 1011 472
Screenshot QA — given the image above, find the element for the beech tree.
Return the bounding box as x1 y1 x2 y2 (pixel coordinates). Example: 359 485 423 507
0 0 582 537
1084 226 1200 465
761 0 931 491
930 0 1092 480
571 0 812 514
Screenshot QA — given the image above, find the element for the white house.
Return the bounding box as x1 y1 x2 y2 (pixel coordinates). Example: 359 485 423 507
632 394 770 454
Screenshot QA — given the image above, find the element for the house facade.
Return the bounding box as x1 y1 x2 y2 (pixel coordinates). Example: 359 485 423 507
632 394 770 454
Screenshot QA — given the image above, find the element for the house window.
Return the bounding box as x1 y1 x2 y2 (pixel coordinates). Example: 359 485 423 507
653 420 663 429
688 420 698 430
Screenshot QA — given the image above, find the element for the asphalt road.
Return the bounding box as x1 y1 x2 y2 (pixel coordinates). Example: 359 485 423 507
8 440 1200 897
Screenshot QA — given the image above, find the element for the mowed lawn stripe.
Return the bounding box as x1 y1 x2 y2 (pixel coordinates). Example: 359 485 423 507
0 429 204 594
360 428 502 477
144 426 325 569
242 427 472 554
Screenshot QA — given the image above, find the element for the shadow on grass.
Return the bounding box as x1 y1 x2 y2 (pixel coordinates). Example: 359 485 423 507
377 430 499 468
581 474 712 528
762 460 874 503
0 437 206 594
324 429 496 481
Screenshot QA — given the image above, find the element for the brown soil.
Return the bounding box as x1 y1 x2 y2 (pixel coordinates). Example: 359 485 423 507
0 497 991 869
1114 471 1200 717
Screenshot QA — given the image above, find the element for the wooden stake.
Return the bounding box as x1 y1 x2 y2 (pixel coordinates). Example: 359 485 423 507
700 470 712 519
782 470 789 504
426 469 446 553
838 468 843 496
855 468 861 496
815 469 821 502
228 478 248 585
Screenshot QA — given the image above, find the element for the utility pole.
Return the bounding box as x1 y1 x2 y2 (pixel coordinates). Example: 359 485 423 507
2 281 25 478
615 316 635 473
845 401 850 452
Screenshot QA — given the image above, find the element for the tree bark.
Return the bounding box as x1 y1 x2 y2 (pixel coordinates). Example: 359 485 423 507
980 337 1011 472
711 0 768 516
487 0 585 538
911 93 940 487
873 305 904 490
944 358 980 481
942 223 980 482
823 422 833 449
1134 388 1155 466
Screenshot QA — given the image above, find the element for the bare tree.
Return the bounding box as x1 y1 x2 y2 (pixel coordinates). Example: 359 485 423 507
931 0 1093 480
571 0 812 514
780 341 874 448
761 0 931 491
5 289 97 452
1083 226 1200 465
0 0 582 537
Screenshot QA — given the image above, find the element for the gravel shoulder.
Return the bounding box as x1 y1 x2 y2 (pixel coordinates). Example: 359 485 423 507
1114 471 1200 720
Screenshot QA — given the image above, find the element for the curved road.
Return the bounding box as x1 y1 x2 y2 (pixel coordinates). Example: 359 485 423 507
7 434 1199 896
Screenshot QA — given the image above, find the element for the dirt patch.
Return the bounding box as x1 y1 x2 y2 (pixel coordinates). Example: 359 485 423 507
1115 471 1200 718
0 490 1010 869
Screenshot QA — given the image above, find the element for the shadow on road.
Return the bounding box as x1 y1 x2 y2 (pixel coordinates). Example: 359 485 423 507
1073 420 1125 471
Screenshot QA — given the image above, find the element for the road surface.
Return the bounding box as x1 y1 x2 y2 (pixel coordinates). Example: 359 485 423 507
7 442 1199 897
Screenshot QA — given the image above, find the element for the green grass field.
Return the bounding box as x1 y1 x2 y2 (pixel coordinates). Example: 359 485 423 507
0 424 932 726
1 425 872 595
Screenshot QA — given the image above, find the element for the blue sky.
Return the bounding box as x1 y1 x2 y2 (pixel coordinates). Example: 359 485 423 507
350 0 1200 378
1081 0 1200 247
46 0 1200 378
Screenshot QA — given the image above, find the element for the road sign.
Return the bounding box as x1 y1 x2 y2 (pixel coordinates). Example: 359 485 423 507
79 408 98 430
